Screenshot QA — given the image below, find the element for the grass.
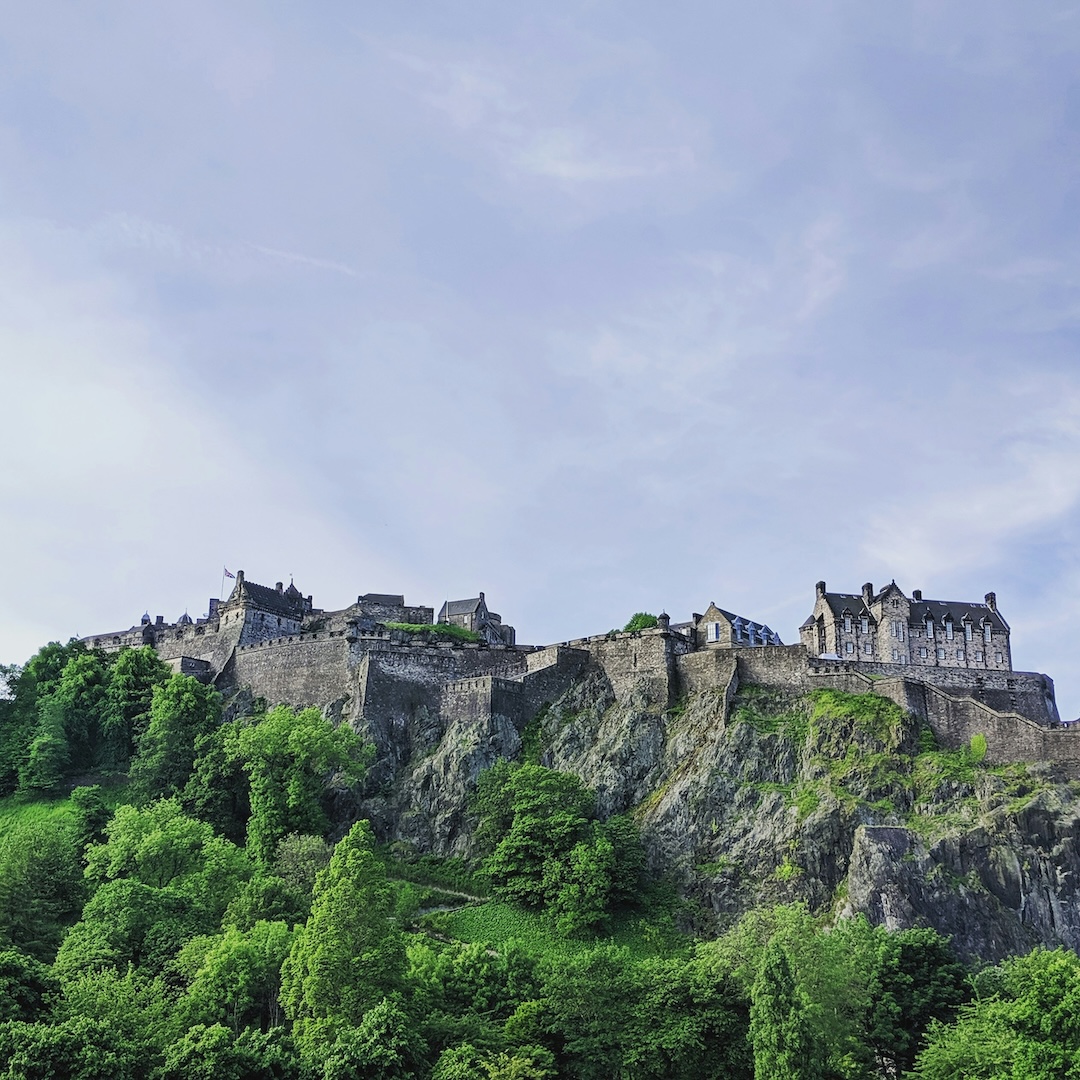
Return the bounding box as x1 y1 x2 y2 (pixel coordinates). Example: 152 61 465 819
383 622 482 643
427 901 689 960
0 783 132 830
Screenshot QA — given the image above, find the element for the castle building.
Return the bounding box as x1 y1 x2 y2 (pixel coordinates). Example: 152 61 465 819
799 580 1012 671
675 603 783 649
438 593 516 646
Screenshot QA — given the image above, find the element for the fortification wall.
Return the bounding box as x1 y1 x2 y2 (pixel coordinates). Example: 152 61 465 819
519 648 590 722
553 629 684 709
676 649 740 697
229 632 353 708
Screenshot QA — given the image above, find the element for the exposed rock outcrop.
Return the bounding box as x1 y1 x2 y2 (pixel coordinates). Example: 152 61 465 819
351 650 1080 963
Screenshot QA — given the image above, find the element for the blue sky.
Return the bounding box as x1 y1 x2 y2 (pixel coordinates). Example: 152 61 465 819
3 2 1080 712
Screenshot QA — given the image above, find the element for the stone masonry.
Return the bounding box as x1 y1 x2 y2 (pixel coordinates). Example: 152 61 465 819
82 572 1080 774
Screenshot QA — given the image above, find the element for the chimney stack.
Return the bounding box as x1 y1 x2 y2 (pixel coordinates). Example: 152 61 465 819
862 582 873 605
276 582 283 593
912 589 922 601
985 591 997 612
816 580 827 599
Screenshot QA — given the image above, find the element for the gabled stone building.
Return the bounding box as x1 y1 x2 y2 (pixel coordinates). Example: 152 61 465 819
677 603 783 649
437 592 516 646
799 580 1012 671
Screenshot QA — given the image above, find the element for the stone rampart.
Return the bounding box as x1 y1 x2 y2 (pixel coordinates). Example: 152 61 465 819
229 633 353 708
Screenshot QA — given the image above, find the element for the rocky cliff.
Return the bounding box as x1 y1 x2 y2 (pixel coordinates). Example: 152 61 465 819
351 654 1080 963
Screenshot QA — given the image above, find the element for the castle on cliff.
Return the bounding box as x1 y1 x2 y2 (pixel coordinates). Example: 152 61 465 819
82 571 1078 776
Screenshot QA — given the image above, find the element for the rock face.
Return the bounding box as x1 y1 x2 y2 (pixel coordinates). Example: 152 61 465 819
349 647 1080 963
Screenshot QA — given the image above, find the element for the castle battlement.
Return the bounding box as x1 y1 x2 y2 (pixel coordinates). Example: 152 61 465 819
79 571 1080 775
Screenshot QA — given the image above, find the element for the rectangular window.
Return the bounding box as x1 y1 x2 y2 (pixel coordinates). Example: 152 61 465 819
946 622 954 640
984 624 992 643
897 623 905 642
863 642 872 654
957 650 965 662
861 617 869 634
926 619 934 639
891 649 898 661
919 647 927 658
995 652 1003 663
975 651 983 661
707 622 721 642
936 648 945 660
844 615 852 632
965 623 973 641
845 641 854 654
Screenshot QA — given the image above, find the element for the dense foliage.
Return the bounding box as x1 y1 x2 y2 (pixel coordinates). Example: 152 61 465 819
0 649 1075 1077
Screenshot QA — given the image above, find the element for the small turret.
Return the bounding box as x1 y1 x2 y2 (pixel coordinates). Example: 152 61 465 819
140 611 151 625
657 612 670 630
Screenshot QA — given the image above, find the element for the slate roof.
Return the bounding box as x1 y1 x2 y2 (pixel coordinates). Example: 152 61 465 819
820 591 1008 632
235 580 305 617
442 597 483 617
911 599 1009 632
824 593 872 619
704 606 783 645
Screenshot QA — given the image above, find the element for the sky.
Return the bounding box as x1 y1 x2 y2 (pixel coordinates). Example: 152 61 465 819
3 2 1080 712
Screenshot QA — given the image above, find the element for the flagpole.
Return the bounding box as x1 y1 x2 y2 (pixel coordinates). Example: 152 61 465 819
220 568 225 600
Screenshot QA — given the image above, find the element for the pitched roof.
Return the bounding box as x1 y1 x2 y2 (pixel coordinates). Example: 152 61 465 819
234 579 305 617
910 599 1008 632
824 593 872 620
703 605 783 644
821 590 1008 632
442 597 483 617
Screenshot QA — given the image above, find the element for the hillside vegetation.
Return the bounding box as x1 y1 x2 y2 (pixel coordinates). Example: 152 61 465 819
0 640 1079 1076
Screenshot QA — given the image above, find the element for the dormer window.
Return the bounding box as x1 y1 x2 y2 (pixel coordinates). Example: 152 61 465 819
843 615 852 632
946 620 954 640
984 623 992 643
860 617 869 634
964 622 973 641
925 618 934 639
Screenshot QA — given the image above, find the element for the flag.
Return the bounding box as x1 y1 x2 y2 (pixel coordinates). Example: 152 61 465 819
223 567 235 579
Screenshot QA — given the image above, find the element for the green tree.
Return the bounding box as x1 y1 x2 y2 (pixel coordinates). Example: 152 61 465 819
0 1015 145 1080
130 675 222 801
0 820 84 960
474 763 644 932
69 785 112 859
178 920 293 1032
157 1023 300 1080
84 799 251 923
860 925 969 1076
916 947 1080 1079
622 613 658 632
0 640 86 794
101 646 170 768
47 650 110 773
0 948 59 1022
749 939 822 1080
183 718 251 843
280 820 404 1039
320 998 423 1080
236 706 366 865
